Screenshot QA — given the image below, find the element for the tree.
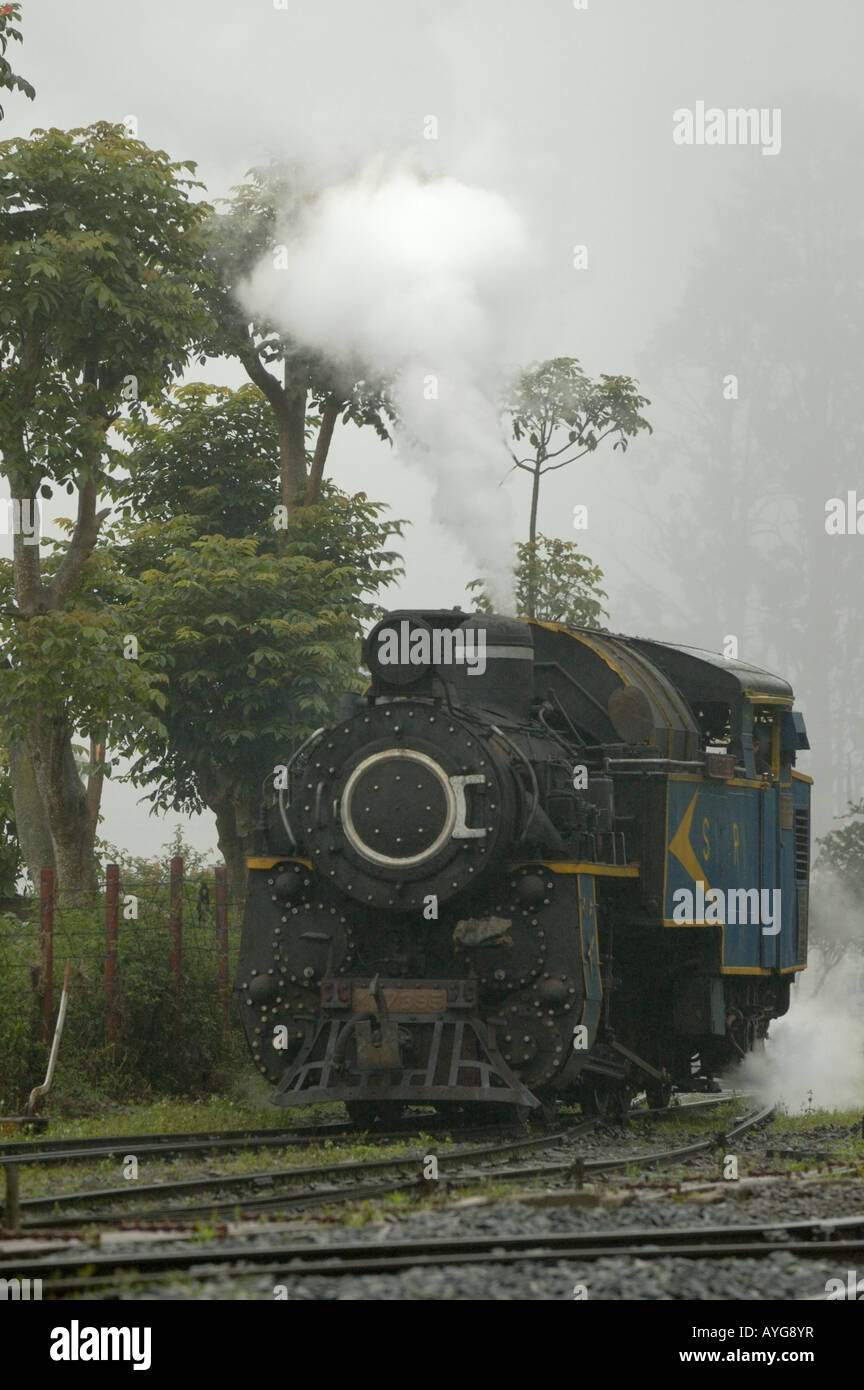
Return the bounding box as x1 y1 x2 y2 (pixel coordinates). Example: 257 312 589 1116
0 541 168 885
118 382 282 544
0 122 213 889
815 800 864 900
113 381 403 896
0 4 35 122
505 358 651 617
469 535 607 629
122 495 403 898
202 167 395 511
809 803 864 990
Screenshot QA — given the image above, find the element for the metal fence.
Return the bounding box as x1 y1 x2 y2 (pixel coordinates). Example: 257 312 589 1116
1 859 244 1044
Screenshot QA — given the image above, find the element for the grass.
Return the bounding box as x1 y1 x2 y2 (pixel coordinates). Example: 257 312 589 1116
7 1087 341 1142
4 1095 460 1209
769 1104 863 1132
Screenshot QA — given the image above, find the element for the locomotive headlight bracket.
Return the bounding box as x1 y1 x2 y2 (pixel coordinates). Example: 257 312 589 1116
450 773 487 839
340 749 487 868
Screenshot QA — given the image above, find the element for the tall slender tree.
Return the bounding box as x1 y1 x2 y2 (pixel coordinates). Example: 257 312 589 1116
502 358 651 617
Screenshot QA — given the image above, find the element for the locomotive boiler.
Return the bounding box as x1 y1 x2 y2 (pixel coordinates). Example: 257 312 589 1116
237 610 811 1123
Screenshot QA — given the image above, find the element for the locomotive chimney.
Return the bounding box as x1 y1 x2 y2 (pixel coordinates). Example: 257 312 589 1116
446 615 535 721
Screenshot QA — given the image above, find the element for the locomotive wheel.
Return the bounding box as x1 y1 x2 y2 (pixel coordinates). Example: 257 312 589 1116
346 1100 404 1130
645 1078 673 1110
581 1084 629 1122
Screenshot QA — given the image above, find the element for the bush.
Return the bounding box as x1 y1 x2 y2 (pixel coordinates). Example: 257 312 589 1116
0 830 247 1113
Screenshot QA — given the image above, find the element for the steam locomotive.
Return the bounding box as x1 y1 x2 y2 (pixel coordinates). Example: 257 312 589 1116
237 610 811 1123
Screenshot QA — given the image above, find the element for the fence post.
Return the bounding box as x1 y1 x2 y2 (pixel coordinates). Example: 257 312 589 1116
215 866 229 1027
105 864 120 1045
39 867 54 1044
169 857 183 1031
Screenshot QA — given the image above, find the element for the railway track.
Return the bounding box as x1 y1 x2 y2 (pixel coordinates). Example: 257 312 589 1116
0 1091 744 1169
5 1202 864 1297
0 1118 473 1167
6 1118 602 1228
1 1099 768 1249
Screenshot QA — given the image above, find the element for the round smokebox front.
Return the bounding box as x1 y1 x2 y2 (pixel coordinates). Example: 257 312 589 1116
298 705 516 910
341 749 457 868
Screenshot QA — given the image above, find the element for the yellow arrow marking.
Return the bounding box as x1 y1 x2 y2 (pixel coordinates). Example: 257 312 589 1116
669 791 711 890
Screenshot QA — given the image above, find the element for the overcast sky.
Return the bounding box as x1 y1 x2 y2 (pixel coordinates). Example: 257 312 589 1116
2 0 860 855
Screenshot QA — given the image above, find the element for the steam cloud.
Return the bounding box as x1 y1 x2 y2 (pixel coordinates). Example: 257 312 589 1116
239 166 531 605
730 871 864 1113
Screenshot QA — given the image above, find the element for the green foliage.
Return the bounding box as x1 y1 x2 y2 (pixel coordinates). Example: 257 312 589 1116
0 4 35 122
515 536 607 627
0 744 22 895
506 357 652 593
0 123 214 487
111 381 404 854
0 910 40 1106
815 800 864 898
501 356 650 617
0 544 166 746
120 493 403 817
0 897 239 1110
469 535 608 628
117 382 282 542
508 357 652 468
0 830 245 1110
0 122 218 885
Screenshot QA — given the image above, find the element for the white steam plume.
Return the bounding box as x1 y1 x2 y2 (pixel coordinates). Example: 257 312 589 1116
239 165 531 606
729 871 864 1113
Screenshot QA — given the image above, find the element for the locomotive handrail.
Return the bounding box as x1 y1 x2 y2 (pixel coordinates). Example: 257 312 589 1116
490 723 539 844
277 726 325 849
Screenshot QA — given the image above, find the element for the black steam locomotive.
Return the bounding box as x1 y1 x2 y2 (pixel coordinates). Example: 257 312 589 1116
237 610 811 1123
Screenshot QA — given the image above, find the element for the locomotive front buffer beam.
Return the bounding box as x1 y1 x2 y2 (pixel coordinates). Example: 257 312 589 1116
269 974 540 1112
